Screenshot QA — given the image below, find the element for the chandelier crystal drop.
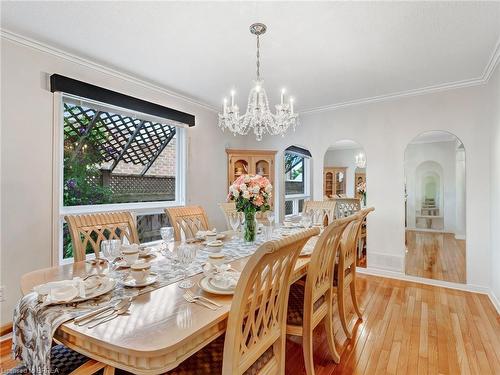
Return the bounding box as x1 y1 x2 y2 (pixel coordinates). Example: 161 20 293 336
218 23 299 141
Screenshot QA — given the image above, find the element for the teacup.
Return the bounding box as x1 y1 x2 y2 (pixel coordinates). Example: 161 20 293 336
208 253 225 266
205 232 218 243
121 244 140 266
130 262 151 283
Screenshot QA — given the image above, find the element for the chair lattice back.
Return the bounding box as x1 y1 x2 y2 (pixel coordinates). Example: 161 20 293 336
339 213 364 271
219 202 237 231
222 227 320 375
303 200 336 226
164 206 210 242
332 198 361 219
65 212 139 262
305 216 354 311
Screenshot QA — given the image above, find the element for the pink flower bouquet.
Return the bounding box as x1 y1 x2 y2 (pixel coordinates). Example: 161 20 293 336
228 174 273 213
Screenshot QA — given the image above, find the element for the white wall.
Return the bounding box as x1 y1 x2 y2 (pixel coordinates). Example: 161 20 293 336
404 140 458 232
490 64 500 308
324 147 365 197
0 38 245 325
241 80 493 288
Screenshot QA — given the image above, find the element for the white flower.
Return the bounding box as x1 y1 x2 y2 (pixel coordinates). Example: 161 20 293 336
244 175 251 183
265 184 273 193
240 184 248 191
232 189 240 198
242 190 251 199
252 185 260 194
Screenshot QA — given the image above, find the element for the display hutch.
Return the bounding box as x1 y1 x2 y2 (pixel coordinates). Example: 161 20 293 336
323 167 347 197
226 149 277 206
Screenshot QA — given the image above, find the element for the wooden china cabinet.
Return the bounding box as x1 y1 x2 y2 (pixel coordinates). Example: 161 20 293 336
323 167 347 198
226 149 277 206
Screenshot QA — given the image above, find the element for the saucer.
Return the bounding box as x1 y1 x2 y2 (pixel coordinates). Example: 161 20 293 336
199 277 234 295
121 273 158 287
206 240 224 247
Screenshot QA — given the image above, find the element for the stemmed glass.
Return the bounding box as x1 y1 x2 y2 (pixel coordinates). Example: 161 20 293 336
177 244 198 289
300 212 312 228
160 227 174 255
100 239 122 272
267 211 275 227
229 213 241 240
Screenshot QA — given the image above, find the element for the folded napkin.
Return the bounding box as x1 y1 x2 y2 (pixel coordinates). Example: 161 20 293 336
196 228 218 237
34 277 86 304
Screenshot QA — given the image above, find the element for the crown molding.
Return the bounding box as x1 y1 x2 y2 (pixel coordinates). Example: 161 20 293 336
2 28 499 115
0 29 219 113
301 35 500 114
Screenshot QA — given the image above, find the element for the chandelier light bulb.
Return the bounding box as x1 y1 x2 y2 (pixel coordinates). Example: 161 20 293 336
290 97 295 114
281 88 286 105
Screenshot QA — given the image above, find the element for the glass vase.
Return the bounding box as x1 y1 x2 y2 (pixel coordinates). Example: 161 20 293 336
244 211 257 243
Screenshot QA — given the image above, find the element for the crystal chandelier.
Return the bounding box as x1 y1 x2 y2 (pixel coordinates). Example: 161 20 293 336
355 153 366 168
218 23 299 141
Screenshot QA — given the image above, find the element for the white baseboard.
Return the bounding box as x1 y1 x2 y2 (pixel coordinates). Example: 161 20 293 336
357 266 490 294
488 290 500 315
367 252 404 272
455 234 466 240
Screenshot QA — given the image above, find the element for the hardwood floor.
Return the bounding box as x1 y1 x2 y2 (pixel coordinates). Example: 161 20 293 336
285 274 499 375
2 275 498 374
405 230 466 283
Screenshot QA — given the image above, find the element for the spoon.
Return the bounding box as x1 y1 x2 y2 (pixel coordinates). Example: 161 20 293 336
87 303 131 328
75 298 131 326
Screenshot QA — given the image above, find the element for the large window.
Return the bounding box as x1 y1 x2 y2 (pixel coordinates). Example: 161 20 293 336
57 95 186 262
284 146 311 216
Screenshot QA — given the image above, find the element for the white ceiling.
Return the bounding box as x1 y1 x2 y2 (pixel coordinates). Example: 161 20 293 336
2 1 499 112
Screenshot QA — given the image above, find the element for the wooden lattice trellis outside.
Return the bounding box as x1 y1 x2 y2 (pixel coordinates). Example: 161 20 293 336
63 103 176 175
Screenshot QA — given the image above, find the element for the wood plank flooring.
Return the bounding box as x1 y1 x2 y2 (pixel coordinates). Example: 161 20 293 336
405 231 466 283
2 275 498 374
284 274 499 375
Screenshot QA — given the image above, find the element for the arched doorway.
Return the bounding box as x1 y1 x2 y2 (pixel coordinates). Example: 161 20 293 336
404 131 466 283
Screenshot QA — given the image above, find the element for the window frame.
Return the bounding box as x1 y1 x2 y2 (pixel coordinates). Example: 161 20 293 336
284 150 311 217
52 93 187 265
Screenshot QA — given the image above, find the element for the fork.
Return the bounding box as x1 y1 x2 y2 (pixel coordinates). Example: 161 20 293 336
182 293 217 310
185 290 222 308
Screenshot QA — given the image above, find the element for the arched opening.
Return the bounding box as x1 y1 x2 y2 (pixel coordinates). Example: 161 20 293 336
404 131 466 283
324 139 368 267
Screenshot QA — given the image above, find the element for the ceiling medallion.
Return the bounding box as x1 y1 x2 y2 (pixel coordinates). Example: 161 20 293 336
218 23 299 141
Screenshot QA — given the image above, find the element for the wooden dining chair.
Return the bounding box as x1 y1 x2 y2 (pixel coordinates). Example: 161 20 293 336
302 200 336 226
286 216 354 375
219 202 237 230
65 211 139 262
164 205 210 242
335 207 375 339
165 227 319 375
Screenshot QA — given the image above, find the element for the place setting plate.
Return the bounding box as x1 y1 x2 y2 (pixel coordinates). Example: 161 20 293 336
120 272 159 288
37 277 117 305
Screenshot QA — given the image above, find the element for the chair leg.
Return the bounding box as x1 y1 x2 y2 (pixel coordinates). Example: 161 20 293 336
323 315 340 363
350 272 363 320
302 327 316 375
338 282 352 339
103 366 115 375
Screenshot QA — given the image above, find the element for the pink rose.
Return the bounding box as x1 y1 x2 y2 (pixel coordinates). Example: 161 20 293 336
254 196 264 206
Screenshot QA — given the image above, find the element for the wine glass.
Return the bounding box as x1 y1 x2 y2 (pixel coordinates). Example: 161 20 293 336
177 244 198 289
100 239 122 272
229 213 241 240
300 212 312 228
160 227 174 248
267 211 275 227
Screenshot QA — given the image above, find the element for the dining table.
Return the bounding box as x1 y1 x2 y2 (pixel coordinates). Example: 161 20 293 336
19 228 318 374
